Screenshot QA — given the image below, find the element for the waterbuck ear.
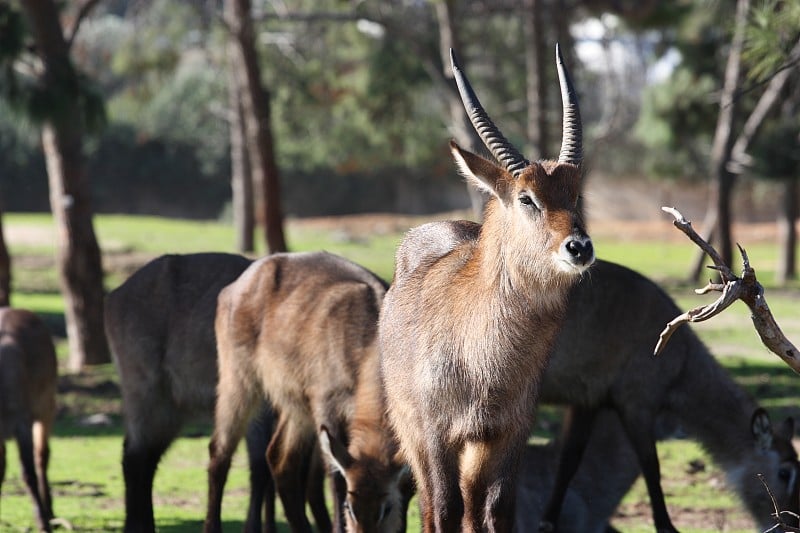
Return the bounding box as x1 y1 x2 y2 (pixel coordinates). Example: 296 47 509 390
319 425 353 476
751 408 774 452
450 140 509 200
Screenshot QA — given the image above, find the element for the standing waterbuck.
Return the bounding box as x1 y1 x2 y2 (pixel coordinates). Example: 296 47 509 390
106 253 309 533
537 259 799 532
205 251 411 533
379 45 594 532
0 307 57 532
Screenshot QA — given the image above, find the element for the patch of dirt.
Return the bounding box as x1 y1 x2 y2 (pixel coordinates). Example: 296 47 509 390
612 501 756 532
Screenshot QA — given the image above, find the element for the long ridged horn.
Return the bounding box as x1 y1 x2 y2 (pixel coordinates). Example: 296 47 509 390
556 43 583 165
450 49 529 178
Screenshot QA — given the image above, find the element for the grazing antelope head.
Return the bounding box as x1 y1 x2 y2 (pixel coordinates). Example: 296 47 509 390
738 409 799 530
320 427 412 533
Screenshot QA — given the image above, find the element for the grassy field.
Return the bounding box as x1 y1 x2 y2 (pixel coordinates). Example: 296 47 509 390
1 212 798 532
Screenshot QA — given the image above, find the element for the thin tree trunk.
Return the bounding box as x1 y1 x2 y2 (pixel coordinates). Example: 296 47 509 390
729 37 800 172
690 0 750 280
0 207 10 307
434 0 486 218
777 178 798 284
227 44 255 254
522 0 549 158
22 0 110 370
225 0 287 253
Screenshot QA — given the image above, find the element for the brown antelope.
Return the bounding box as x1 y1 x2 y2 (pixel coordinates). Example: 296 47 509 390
205 251 412 533
105 253 326 533
537 259 800 532
0 307 57 532
379 45 594 532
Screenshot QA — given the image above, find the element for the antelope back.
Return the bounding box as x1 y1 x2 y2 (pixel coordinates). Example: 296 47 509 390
215 251 386 416
216 251 409 532
105 253 253 425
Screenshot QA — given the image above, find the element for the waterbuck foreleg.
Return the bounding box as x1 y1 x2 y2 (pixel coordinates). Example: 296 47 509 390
427 443 463 533
461 434 524 533
267 414 315 533
540 406 599 532
306 447 332 533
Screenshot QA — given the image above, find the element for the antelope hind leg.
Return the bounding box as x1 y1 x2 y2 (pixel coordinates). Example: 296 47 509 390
540 405 599 532
619 410 679 533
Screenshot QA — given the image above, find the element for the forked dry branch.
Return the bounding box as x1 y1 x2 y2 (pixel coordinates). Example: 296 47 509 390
758 474 800 533
654 206 800 375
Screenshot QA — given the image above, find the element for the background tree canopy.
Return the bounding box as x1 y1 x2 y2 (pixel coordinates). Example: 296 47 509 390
0 0 797 219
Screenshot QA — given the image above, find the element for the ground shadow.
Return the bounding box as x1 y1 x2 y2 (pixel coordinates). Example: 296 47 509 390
158 519 293 533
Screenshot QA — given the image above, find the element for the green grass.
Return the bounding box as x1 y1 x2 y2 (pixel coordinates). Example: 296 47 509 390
2 212 798 532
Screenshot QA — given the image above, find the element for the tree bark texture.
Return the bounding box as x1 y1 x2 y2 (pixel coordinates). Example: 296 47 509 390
225 0 287 254
227 43 255 254
690 0 750 281
777 178 798 284
434 0 487 218
21 0 110 370
522 0 549 158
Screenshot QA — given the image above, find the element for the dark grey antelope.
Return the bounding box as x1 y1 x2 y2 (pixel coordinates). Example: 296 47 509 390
0 307 57 532
516 409 640 532
379 46 594 533
105 253 329 533
537 259 800 532
205 251 412 533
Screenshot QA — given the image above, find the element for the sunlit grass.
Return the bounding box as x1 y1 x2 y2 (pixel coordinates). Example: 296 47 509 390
1 212 798 532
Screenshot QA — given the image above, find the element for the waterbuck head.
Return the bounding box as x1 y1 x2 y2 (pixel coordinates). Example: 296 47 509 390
737 409 799 530
319 426 412 533
450 45 594 282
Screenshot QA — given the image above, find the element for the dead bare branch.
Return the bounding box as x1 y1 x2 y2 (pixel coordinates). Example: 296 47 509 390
758 474 800 533
654 207 800 375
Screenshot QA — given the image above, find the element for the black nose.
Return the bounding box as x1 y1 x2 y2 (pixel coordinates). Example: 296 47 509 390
566 239 593 265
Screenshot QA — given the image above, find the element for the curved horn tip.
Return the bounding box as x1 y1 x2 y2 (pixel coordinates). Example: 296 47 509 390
449 48 460 72
555 42 564 64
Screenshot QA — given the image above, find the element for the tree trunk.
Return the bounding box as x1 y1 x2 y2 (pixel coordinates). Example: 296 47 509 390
225 0 287 254
777 178 798 285
22 0 110 370
227 43 255 254
522 0 549 158
690 0 749 280
434 0 486 218
0 207 10 307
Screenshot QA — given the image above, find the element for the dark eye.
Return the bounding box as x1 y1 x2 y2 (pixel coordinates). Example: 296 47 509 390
779 466 793 482
519 194 538 209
